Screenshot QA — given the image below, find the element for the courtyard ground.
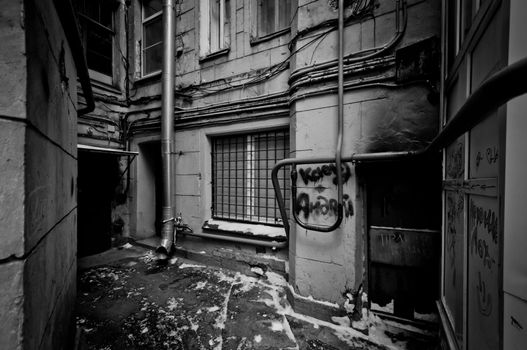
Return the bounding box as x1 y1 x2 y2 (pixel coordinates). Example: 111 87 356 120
75 244 437 350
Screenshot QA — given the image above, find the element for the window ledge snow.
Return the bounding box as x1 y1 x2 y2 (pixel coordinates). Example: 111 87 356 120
202 219 286 240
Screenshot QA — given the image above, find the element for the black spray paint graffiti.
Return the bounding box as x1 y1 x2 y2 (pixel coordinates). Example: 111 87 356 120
470 200 498 317
295 192 354 220
298 163 352 186
476 271 492 317
470 225 496 271
470 200 498 244
475 146 498 168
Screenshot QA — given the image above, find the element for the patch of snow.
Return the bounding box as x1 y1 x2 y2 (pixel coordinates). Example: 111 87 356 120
371 299 394 314
214 281 234 330
169 257 178 265
414 311 439 323
214 270 236 283
265 271 287 287
280 316 297 343
254 335 262 343
251 267 264 276
121 243 134 249
343 298 355 314
205 219 286 238
189 320 199 331
125 261 137 267
195 281 207 290
179 263 205 269
212 336 223 350
141 327 148 334
167 297 178 311
286 284 339 308
199 251 206 254
331 316 350 327
270 320 284 332
259 254 286 262
206 306 220 312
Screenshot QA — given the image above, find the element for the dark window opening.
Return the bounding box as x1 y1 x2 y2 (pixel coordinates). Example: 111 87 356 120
212 129 290 225
75 0 115 78
257 0 291 38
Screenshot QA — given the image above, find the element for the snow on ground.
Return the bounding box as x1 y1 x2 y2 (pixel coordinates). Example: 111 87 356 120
371 299 395 314
179 263 206 269
204 219 286 238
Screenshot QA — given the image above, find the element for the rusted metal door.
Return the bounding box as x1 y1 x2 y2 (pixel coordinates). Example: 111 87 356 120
362 158 441 321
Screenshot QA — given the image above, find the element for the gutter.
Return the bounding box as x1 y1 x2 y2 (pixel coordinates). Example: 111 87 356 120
52 0 95 116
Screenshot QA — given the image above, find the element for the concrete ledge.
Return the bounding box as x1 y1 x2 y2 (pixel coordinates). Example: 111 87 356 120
285 285 346 323
135 236 288 278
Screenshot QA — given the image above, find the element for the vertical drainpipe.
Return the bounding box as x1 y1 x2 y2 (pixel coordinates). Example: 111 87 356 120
336 0 344 226
157 0 176 256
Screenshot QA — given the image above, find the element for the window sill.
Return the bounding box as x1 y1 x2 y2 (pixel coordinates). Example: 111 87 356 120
199 48 230 64
133 70 162 86
90 78 121 95
202 219 286 241
250 27 290 46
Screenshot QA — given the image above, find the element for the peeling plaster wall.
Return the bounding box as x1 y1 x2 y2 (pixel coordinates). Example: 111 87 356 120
123 0 441 307
288 0 441 303
0 0 78 348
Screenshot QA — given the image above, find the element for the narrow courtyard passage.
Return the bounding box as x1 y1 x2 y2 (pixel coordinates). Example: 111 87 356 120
75 245 437 350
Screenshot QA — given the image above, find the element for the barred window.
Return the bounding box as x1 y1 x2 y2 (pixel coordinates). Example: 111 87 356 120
212 130 290 225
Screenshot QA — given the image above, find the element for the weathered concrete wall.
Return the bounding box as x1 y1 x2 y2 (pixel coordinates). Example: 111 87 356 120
0 0 78 348
288 0 440 303
123 0 440 308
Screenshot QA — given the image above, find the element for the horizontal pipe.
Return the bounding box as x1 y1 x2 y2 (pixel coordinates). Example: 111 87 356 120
272 55 527 233
182 231 288 249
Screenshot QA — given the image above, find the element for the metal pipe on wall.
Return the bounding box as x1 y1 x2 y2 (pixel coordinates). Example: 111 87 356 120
157 0 177 257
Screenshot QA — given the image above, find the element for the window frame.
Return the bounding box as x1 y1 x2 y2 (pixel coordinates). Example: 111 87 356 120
199 0 230 59
75 0 116 85
210 129 290 226
141 1 163 77
253 0 291 41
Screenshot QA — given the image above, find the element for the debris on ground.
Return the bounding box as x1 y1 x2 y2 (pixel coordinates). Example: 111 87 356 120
76 248 436 349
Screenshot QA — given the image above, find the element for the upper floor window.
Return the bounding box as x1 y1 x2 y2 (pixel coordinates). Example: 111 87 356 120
199 0 230 58
142 0 163 76
257 0 291 38
75 0 116 84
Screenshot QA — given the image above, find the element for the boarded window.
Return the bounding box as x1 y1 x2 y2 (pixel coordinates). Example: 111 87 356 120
212 130 290 225
75 0 115 79
257 0 291 38
142 0 163 75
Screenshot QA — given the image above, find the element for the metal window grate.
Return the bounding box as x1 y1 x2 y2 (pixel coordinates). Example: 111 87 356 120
212 129 290 225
